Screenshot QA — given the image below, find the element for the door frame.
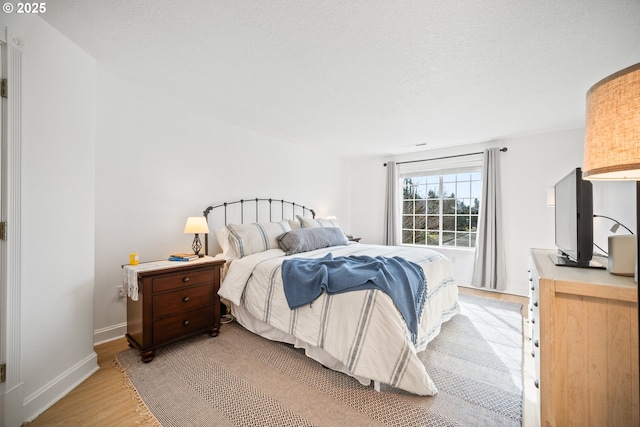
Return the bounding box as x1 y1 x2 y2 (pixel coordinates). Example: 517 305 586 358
0 24 24 427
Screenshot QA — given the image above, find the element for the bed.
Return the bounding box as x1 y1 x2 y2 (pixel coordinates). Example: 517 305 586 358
204 198 460 396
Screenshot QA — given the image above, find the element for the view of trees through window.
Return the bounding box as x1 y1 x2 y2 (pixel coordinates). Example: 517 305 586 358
402 171 482 247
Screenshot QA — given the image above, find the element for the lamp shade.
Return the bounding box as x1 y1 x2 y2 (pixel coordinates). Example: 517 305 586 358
183 216 209 234
546 187 555 207
583 62 640 181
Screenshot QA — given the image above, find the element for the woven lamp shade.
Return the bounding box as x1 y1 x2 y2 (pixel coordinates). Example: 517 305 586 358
584 63 640 180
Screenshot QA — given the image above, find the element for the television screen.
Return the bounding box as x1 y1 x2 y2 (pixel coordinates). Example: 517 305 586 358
551 167 600 268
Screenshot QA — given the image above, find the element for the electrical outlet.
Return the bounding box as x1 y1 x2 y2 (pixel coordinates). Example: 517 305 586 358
117 285 125 299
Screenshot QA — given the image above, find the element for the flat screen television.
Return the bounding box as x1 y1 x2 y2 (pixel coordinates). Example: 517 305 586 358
551 167 601 268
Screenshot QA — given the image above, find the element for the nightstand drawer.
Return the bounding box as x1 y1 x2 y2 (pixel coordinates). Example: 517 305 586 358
152 268 214 293
152 283 215 319
153 306 214 343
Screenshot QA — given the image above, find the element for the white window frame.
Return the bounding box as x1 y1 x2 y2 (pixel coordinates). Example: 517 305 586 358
398 154 483 249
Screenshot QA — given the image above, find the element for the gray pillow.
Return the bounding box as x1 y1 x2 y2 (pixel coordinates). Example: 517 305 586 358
277 227 348 255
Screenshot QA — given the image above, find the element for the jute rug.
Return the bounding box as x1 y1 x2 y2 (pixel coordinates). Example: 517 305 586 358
115 293 523 427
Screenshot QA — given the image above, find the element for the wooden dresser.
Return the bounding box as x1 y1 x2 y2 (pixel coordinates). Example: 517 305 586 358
529 248 639 426
125 257 225 362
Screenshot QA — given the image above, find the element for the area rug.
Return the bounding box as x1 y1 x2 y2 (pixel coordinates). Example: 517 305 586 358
115 293 523 427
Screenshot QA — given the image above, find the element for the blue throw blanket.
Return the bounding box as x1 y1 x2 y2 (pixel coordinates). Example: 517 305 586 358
281 253 427 343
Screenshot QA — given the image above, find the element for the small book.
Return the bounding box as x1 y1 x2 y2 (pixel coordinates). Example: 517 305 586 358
168 253 199 261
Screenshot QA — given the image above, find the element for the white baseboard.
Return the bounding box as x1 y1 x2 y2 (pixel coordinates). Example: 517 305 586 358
23 351 98 423
458 283 528 298
1 381 24 427
93 322 127 345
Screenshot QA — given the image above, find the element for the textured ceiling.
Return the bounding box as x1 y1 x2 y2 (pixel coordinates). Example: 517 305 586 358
41 0 640 159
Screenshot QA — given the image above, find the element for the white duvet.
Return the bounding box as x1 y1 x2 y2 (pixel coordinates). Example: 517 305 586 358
218 243 460 395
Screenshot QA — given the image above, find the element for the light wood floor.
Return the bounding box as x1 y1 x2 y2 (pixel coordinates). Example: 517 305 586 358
24 337 153 427
25 287 533 427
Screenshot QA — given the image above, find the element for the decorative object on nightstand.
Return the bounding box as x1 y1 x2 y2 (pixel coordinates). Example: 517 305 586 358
168 253 199 262
184 216 209 257
129 252 139 265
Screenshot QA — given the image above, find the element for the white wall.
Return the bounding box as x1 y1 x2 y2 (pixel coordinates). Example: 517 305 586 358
0 14 97 424
350 129 636 296
93 69 351 343
592 181 637 251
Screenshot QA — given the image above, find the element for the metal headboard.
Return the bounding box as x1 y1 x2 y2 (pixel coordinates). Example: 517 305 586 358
202 198 316 255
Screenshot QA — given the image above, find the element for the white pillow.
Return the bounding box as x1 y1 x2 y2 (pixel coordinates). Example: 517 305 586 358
297 215 343 231
214 227 238 260
288 218 302 229
226 220 292 258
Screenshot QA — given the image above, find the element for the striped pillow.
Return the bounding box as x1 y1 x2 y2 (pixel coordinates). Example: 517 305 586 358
214 227 239 260
277 227 348 255
226 221 292 258
297 215 343 230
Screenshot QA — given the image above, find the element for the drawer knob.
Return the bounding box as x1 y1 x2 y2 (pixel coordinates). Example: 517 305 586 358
183 296 190 303
534 339 539 348
182 277 190 283
531 318 535 324
183 320 190 326
531 350 535 358
534 379 539 389
533 301 538 307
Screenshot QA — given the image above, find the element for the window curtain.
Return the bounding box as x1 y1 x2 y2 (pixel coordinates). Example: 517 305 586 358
383 161 398 245
471 147 506 290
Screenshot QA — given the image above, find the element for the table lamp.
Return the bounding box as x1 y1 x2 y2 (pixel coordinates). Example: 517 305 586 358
184 216 209 257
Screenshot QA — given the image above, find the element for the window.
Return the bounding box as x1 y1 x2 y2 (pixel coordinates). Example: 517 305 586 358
401 170 482 248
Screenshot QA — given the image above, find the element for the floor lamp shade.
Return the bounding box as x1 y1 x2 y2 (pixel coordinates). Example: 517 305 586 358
583 62 640 180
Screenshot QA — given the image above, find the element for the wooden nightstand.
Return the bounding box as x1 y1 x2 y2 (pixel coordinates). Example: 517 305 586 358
125 257 225 362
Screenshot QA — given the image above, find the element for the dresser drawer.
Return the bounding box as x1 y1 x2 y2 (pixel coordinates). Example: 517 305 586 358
152 283 215 319
153 306 215 343
151 268 214 293
530 294 539 345
528 256 542 393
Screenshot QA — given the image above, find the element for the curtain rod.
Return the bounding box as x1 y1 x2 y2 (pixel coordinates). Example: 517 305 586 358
383 147 507 167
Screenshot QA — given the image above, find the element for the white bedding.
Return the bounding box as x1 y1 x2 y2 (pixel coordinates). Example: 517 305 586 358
218 243 460 396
